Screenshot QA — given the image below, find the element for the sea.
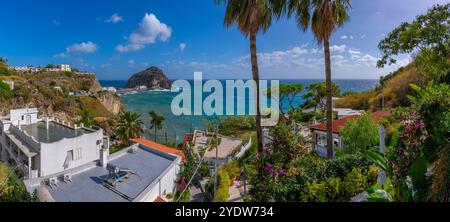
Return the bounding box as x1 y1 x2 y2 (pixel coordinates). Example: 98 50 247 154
100 79 379 143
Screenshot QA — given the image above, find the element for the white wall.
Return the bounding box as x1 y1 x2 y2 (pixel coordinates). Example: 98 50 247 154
9 108 38 126
39 130 103 177
134 157 181 202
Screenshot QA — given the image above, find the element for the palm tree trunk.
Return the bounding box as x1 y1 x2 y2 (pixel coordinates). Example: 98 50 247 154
324 36 333 159
154 128 157 142
250 32 263 154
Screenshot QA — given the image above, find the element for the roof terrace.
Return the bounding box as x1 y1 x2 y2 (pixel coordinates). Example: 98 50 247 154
31 144 178 202
19 121 96 143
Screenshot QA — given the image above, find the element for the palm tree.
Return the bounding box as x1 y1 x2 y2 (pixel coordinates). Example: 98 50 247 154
116 111 144 145
149 110 165 142
286 0 351 158
215 0 274 154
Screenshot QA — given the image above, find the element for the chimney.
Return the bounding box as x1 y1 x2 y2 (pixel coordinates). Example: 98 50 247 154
100 136 110 168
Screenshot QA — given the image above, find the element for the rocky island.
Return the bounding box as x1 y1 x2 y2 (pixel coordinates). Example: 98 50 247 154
125 66 171 90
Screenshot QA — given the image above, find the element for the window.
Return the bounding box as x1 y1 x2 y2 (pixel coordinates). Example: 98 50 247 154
317 134 327 147
74 148 82 160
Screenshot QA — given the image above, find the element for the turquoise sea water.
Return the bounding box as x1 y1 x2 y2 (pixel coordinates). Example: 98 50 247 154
100 79 379 143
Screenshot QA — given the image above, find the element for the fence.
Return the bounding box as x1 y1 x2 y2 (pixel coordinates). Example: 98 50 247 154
233 137 252 159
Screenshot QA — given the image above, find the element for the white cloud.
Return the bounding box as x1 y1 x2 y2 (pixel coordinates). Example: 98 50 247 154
179 43 186 52
116 13 172 53
128 60 135 67
237 46 309 68
341 35 354 40
330 44 347 53
53 53 67 59
349 49 362 55
53 41 98 59
105 13 124 23
361 34 367 39
353 54 379 67
66 41 98 54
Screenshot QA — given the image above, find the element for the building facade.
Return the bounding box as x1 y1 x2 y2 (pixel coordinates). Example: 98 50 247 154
0 108 106 179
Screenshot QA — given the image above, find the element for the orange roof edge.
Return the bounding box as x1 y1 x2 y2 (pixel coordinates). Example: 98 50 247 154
309 111 391 133
154 196 167 202
130 138 186 162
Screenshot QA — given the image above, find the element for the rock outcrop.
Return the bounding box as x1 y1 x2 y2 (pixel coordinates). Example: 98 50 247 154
125 67 171 89
97 91 123 115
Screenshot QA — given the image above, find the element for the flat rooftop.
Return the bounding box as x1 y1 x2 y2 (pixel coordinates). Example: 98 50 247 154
20 121 94 143
42 145 175 202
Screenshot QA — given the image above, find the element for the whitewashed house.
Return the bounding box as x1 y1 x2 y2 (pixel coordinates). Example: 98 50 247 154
0 108 107 178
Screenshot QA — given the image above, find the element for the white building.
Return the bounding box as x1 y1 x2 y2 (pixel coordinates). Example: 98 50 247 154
23 138 183 202
46 64 71 72
11 66 32 72
1 108 183 202
60 64 71 72
309 111 391 158
0 108 106 179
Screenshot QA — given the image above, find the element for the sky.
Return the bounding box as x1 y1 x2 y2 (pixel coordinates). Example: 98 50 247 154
0 0 447 80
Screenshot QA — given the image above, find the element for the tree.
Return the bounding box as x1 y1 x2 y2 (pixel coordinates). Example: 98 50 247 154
116 112 144 145
377 4 450 82
149 110 165 142
408 83 450 201
266 83 304 117
286 0 351 158
339 114 379 154
303 82 340 116
0 162 37 202
77 108 96 127
215 0 275 154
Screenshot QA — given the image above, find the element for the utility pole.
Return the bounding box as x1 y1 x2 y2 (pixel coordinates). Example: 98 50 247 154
243 164 247 195
378 125 386 188
213 123 219 200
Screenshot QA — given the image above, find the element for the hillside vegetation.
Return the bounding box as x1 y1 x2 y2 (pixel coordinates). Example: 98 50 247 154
0 65 123 135
336 63 428 111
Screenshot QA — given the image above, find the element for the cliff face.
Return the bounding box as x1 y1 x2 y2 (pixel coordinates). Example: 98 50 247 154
97 91 123 115
0 72 123 135
125 67 171 89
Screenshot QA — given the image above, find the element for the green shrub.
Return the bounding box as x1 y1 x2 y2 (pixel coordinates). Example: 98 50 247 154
215 170 230 202
0 81 11 101
0 162 37 202
367 164 380 184
340 114 379 153
221 161 240 180
325 177 341 200
302 181 327 202
325 154 372 178
342 168 368 197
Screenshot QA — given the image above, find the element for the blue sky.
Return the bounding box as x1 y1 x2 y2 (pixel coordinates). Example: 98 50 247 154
0 0 446 80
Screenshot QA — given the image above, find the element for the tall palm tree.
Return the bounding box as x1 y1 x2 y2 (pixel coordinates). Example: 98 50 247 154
149 110 165 142
215 0 274 154
116 111 144 145
286 0 351 158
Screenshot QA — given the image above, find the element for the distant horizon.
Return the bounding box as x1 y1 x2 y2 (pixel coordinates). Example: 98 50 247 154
1 0 445 80
98 78 381 81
